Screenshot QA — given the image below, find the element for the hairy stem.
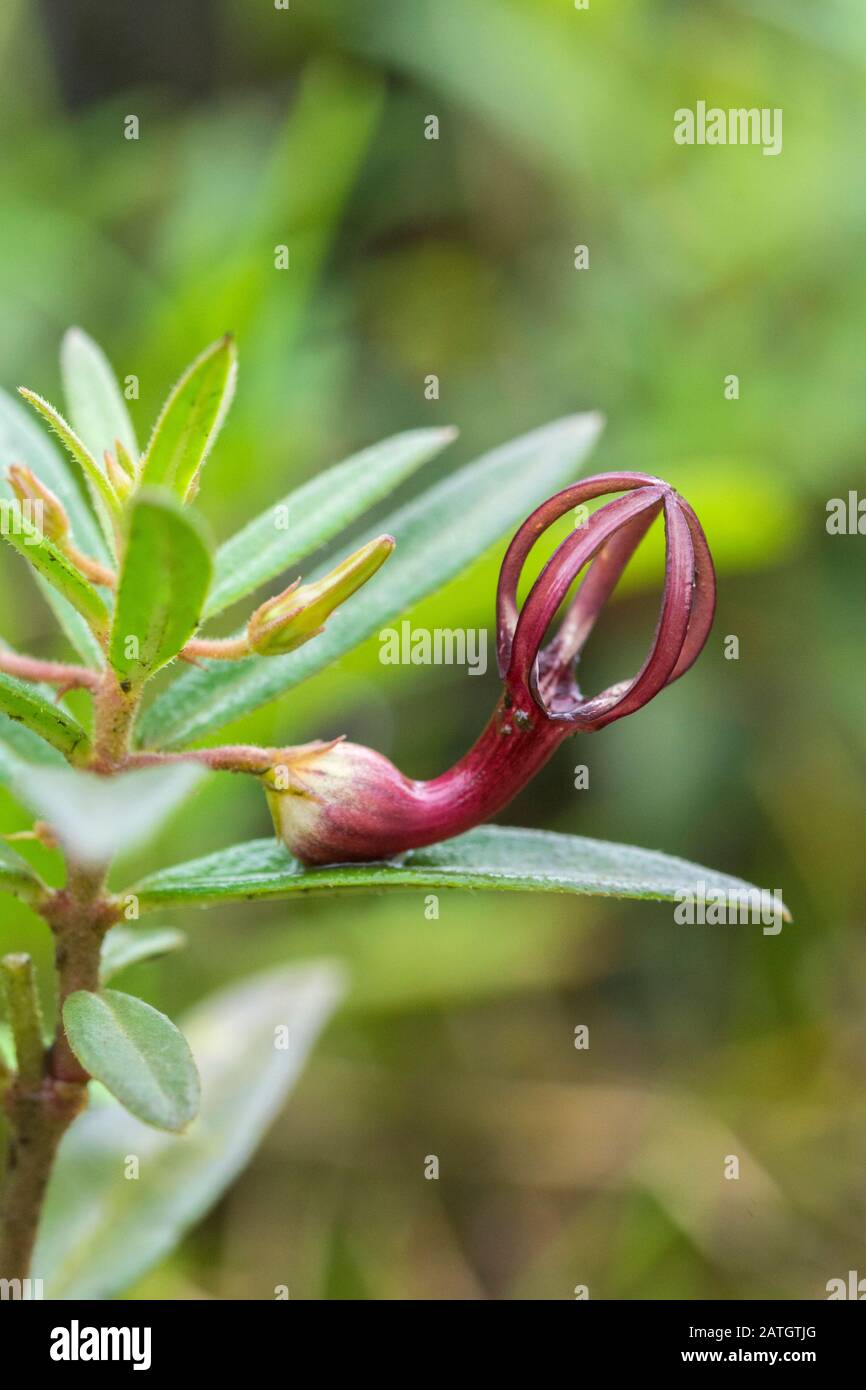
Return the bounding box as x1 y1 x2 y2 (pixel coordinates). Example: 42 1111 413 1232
181 634 250 661
0 647 100 692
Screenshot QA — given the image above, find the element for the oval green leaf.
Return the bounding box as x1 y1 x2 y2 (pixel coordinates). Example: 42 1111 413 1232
62 988 200 1132
37 962 345 1297
109 489 212 684
4 760 202 868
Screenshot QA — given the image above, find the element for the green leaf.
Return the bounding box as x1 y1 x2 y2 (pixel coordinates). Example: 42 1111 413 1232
99 926 186 983
138 413 603 748
0 841 46 904
109 490 212 684
36 962 345 1297
0 502 109 633
62 988 200 1132
133 824 789 917
4 759 202 868
140 335 237 501
60 327 139 464
206 425 457 618
18 388 119 554
0 388 107 661
0 670 90 763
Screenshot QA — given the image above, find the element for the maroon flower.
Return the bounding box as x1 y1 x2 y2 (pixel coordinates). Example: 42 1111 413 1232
265 473 716 865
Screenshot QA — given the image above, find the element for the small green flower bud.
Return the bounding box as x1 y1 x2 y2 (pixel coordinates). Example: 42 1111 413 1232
247 534 395 656
103 450 135 501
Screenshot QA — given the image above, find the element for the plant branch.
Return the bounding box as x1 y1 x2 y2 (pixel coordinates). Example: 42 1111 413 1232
0 647 100 693
180 634 250 662
124 743 278 774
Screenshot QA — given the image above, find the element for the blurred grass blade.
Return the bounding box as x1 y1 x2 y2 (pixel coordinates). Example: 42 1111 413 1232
62 989 200 1133
18 388 119 554
5 760 203 868
1 502 109 634
207 426 457 618
132 824 786 915
61 327 139 464
37 962 345 1298
0 841 46 904
140 336 237 501
138 414 603 748
110 490 212 685
0 671 90 763
99 926 186 984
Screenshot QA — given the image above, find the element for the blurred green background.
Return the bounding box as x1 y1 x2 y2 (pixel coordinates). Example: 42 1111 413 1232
1 0 865 1299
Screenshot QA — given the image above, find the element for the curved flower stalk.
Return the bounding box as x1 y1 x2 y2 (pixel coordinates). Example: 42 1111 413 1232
265 473 716 865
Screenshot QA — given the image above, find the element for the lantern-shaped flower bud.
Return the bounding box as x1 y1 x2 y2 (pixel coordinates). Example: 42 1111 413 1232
6 464 70 544
247 534 395 656
264 473 716 865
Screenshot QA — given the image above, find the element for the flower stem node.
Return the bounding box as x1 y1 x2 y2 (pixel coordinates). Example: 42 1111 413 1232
247 534 395 657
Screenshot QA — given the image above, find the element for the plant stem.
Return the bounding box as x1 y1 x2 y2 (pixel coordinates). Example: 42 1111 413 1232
0 1075 85 1283
0 671 133 1281
90 670 138 771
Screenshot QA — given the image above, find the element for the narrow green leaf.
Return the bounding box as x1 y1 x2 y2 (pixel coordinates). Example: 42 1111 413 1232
4 760 203 868
100 926 186 983
60 327 139 464
0 502 109 633
0 715 68 785
0 386 106 557
37 963 345 1297
0 841 46 904
206 426 457 618
18 388 119 554
109 490 212 684
133 824 789 918
62 989 200 1132
0 671 90 762
140 336 237 500
0 387 107 660
138 414 603 748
